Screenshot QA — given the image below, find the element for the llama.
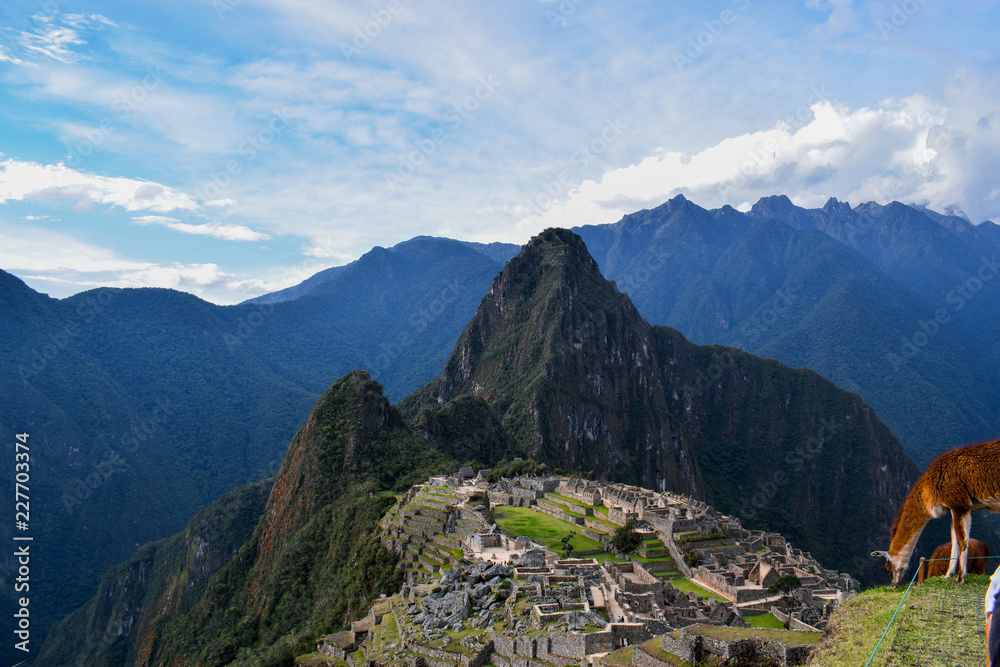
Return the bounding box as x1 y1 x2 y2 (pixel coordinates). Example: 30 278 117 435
924 538 990 579
872 438 1000 586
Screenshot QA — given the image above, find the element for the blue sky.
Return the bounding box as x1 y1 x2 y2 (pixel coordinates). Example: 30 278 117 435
1 0 998 304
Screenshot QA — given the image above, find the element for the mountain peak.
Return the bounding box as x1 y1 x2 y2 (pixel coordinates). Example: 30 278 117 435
666 193 688 211
822 196 852 214
749 194 795 219
257 370 396 553
521 227 596 267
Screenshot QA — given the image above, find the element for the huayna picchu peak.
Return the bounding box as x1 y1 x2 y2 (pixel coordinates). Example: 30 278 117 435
410 228 919 582
39 228 928 664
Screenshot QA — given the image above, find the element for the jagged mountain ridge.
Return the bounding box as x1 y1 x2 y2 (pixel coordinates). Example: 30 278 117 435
574 195 1000 465
410 228 920 581
7 195 1000 661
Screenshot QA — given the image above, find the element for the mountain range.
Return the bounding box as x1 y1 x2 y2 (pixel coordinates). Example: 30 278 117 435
3 195 999 660
39 229 921 664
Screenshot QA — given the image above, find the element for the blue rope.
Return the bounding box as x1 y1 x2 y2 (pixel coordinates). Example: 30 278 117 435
863 559 923 667
863 554 1000 666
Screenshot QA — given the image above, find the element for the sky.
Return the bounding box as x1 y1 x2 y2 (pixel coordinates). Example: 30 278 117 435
0 0 998 304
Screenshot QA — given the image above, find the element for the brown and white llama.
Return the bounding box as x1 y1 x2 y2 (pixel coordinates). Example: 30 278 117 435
873 437 1000 586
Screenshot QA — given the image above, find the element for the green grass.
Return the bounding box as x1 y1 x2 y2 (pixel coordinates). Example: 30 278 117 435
632 555 676 564
493 506 604 553
744 612 786 629
669 579 730 603
635 638 693 667
810 575 989 667
593 505 609 515
587 514 618 529
590 552 628 564
547 492 589 508
601 646 634 666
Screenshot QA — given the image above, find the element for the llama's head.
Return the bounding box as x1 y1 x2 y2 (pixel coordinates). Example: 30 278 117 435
871 550 906 586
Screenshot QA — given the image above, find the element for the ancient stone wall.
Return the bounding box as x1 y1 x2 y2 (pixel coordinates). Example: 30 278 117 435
658 633 697 665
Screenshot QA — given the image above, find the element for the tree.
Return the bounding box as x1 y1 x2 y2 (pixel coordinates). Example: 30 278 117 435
767 575 802 629
610 519 643 554
561 531 576 558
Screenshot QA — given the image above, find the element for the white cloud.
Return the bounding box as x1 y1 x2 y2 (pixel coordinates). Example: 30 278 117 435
9 14 113 65
0 44 32 67
132 215 271 242
19 25 86 63
0 158 199 214
0 221 282 304
511 94 1000 233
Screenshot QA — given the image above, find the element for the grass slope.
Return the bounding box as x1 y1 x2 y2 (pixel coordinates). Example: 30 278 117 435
810 575 989 666
493 505 603 553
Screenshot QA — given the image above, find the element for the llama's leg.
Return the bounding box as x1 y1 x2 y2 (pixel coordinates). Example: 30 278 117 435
950 509 970 583
946 523 960 577
960 512 972 579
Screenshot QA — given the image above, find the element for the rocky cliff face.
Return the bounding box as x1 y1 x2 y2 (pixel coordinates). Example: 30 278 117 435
435 228 703 495
426 228 919 580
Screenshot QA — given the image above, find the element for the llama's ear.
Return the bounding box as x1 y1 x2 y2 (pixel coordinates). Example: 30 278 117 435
871 550 890 559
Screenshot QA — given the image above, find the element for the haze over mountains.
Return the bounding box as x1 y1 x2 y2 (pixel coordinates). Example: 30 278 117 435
2 194 998 660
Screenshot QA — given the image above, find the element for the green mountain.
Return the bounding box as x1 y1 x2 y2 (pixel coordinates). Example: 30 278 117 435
38 370 456 666
0 237 504 659
7 196 999 661
405 228 920 581
36 229 966 664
